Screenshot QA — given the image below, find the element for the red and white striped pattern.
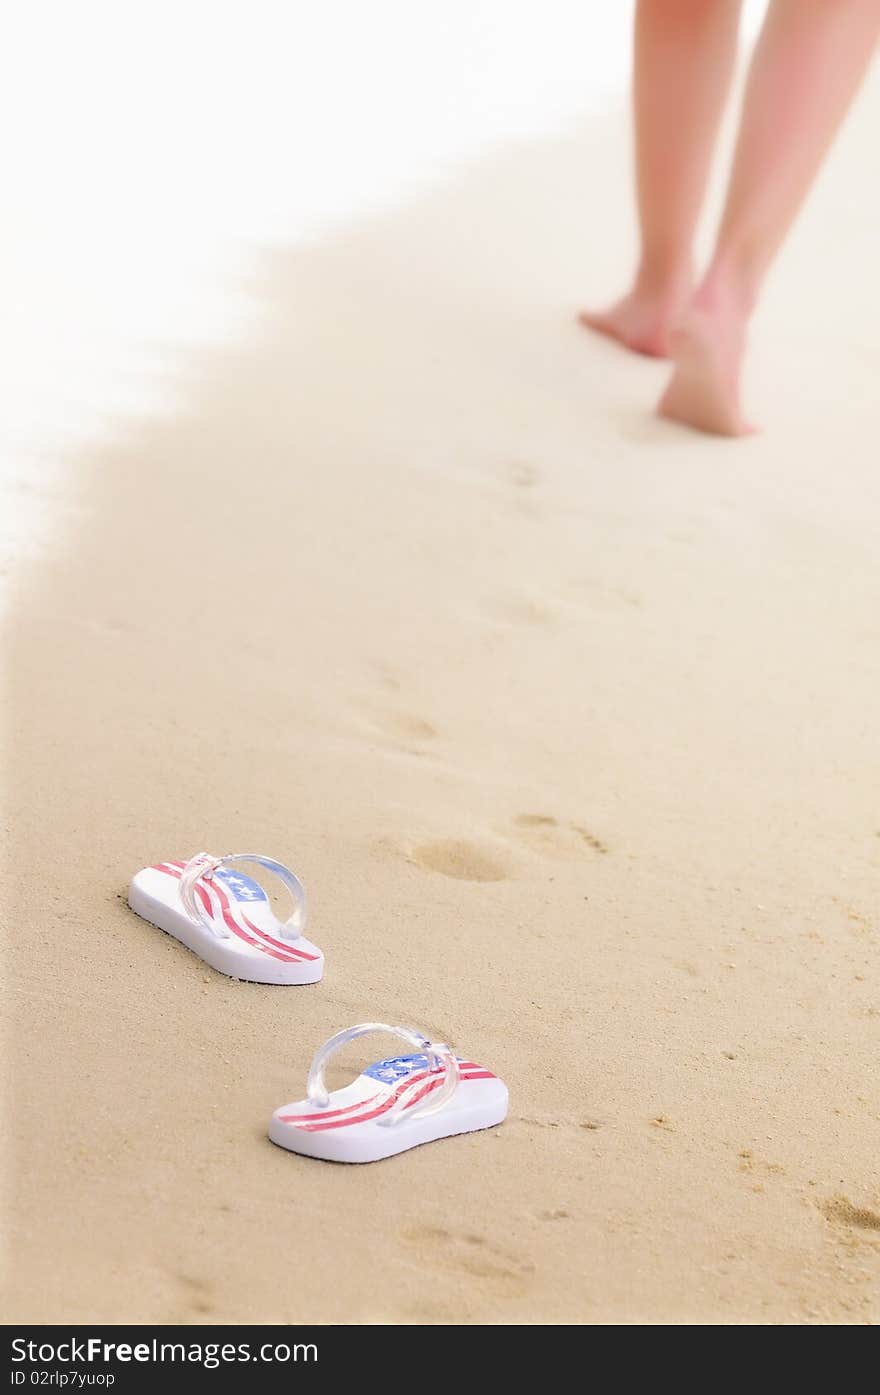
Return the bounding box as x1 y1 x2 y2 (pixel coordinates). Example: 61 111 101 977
280 1061 495 1133
152 861 319 964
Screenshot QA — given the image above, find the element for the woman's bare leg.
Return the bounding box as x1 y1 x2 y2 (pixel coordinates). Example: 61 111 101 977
660 0 880 435
581 0 743 357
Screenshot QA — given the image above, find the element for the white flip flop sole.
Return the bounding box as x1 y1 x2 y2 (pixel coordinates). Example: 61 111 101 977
270 1024 507 1163
128 856 324 985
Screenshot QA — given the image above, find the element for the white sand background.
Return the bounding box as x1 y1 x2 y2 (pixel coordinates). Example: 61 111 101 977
2 1 879 1324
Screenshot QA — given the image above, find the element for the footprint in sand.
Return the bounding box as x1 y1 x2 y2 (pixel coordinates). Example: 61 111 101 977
370 662 403 693
355 700 438 752
400 1225 534 1291
484 592 559 628
507 461 541 489
378 712 437 742
510 813 609 858
410 817 608 882
411 839 511 883
171 1272 216 1318
573 825 609 853
819 1197 880 1232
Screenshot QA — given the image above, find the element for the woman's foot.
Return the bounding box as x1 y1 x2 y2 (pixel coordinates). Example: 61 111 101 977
657 287 754 437
579 273 691 358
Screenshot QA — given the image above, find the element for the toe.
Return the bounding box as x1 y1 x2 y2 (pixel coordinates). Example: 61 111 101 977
578 309 612 333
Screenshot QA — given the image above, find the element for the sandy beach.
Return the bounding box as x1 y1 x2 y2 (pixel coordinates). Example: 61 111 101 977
3 66 880 1323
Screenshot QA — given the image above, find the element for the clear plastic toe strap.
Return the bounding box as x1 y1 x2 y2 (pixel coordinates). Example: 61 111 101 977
179 851 308 942
306 1022 460 1128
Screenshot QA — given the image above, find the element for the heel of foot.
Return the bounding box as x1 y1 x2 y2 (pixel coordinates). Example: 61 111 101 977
658 311 752 438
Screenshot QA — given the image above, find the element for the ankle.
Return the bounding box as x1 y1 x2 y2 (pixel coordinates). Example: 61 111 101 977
633 254 693 305
695 257 760 321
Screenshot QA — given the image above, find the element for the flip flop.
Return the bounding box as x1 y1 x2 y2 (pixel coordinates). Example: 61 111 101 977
269 1022 507 1163
128 852 324 984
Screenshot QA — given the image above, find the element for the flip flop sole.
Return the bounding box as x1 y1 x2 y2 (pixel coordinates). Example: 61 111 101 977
270 1055 508 1163
128 861 324 985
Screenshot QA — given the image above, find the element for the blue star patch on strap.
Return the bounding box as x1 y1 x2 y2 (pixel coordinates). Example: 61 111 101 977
214 868 269 904
363 1053 462 1085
